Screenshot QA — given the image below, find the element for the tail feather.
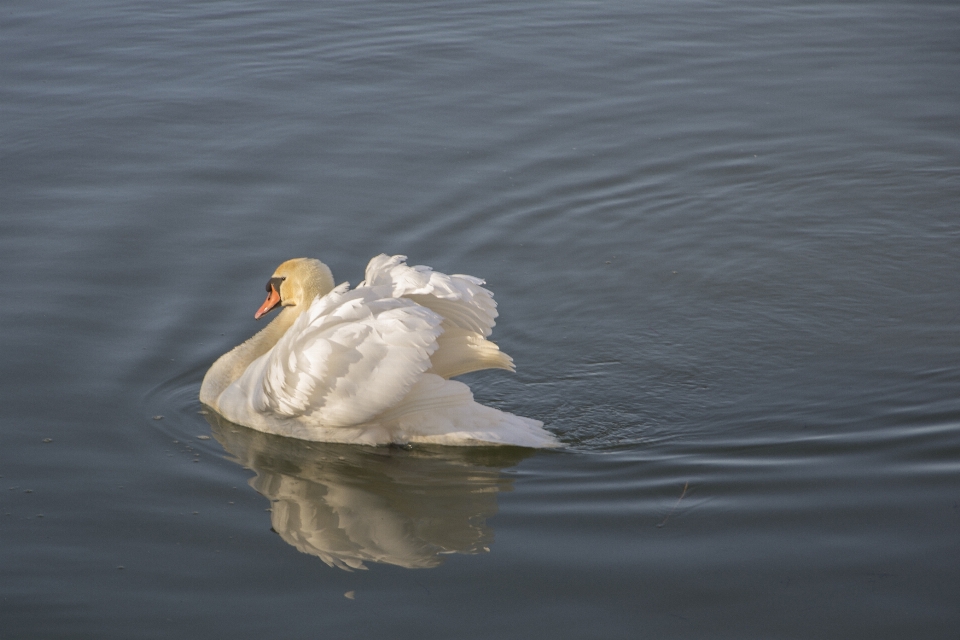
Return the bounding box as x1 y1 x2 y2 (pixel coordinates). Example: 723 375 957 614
375 374 559 448
427 324 515 379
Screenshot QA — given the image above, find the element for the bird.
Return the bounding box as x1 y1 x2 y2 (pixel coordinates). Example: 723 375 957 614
199 254 558 448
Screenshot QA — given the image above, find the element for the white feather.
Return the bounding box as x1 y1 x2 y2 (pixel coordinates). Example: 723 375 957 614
361 254 498 337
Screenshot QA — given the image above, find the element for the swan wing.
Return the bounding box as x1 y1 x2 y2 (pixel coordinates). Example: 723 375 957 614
361 254 498 337
228 284 443 428
361 255 514 378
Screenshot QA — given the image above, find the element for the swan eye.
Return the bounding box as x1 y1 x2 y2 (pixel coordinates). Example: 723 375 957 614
266 276 286 294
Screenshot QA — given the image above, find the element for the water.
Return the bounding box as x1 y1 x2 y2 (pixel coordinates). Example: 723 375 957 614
3 1 959 637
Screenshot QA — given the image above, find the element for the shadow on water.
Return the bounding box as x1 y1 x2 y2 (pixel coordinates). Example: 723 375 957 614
203 410 534 571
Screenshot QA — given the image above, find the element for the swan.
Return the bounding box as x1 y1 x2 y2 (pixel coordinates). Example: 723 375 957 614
200 254 558 448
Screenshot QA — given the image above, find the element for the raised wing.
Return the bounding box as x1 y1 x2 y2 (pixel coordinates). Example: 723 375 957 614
361 254 499 337
361 255 513 378
232 284 444 428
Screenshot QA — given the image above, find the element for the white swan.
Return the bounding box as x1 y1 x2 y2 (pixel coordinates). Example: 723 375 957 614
200 254 558 448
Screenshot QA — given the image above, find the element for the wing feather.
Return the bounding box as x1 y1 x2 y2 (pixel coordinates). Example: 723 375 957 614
233 284 444 428
361 254 499 337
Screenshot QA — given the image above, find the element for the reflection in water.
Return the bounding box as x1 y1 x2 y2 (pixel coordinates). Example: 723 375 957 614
205 412 534 570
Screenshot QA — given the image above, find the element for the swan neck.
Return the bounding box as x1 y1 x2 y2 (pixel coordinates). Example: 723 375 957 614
244 305 302 359
199 304 304 408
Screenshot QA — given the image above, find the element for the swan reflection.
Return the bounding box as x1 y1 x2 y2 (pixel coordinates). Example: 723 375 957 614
205 412 533 570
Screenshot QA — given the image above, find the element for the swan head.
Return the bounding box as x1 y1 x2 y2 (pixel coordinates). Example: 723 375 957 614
255 258 335 320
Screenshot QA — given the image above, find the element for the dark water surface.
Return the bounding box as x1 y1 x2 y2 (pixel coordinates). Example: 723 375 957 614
3 1 959 638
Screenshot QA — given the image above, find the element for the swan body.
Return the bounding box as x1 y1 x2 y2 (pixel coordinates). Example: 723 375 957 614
200 255 558 448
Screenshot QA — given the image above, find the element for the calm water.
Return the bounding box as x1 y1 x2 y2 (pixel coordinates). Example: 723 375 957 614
3 1 959 637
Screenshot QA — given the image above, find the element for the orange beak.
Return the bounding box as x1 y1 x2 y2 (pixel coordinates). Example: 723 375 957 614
255 285 281 320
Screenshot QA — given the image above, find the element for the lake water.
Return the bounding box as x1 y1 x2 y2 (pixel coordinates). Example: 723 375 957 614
3 1 959 637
